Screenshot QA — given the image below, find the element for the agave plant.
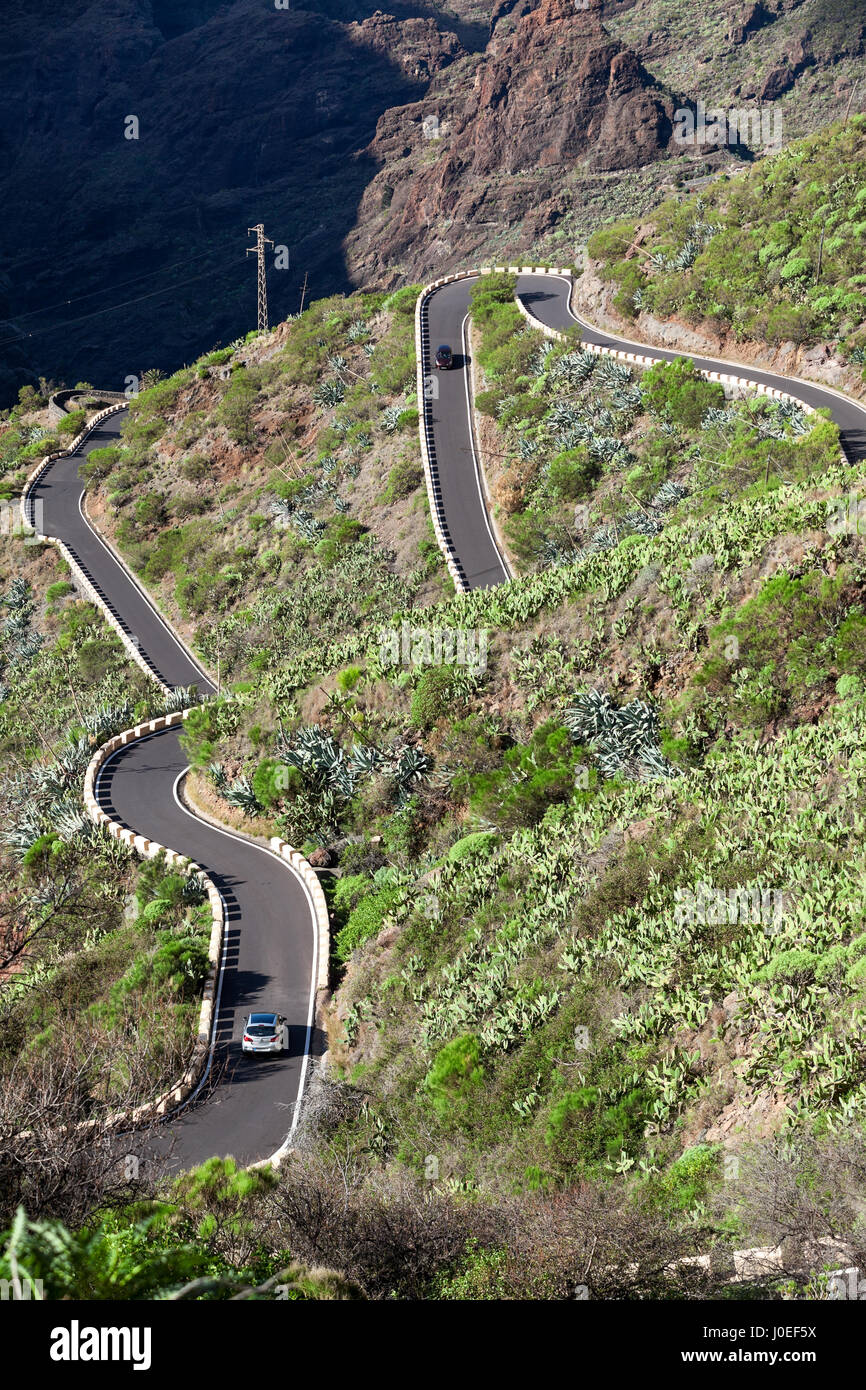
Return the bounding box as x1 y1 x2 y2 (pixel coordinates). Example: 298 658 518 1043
762 399 809 439
380 404 405 434
596 357 633 391
182 872 208 905
547 400 587 439
269 498 294 529
586 433 631 465
651 480 690 511
3 577 32 610
563 689 678 781
388 745 431 788
9 632 44 663
612 384 643 414
208 762 229 792
530 341 556 377
701 405 738 433
291 510 325 541
82 701 135 742
224 776 260 815
622 509 662 537
549 349 597 389
348 744 381 777
313 378 345 408
163 686 198 714
52 800 98 843
347 319 368 343
518 436 539 461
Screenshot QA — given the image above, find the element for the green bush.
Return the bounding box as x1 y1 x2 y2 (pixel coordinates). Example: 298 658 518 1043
459 721 586 830
756 949 819 986
475 388 504 417
411 667 458 728
547 447 598 500
447 831 498 864
845 956 866 989
251 758 297 810
652 1145 721 1212
331 873 370 918
545 1084 646 1167
424 1034 484 1117
336 666 363 692
587 221 637 263
56 409 87 437
640 358 725 429
217 368 261 445
334 886 401 962
381 457 423 504
45 580 75 603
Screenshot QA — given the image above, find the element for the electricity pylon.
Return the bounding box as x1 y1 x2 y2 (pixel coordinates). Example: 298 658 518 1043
246 224 274 331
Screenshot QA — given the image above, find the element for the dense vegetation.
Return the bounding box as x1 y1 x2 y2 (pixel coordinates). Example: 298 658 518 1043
588 117 866 358
5 122 866 1297
0 535 211 1127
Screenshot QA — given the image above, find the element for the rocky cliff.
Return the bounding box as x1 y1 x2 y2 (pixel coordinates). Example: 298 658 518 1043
1 0 862 403
346 0 675 284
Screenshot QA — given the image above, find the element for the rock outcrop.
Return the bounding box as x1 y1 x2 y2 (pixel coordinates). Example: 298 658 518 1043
346 0 675 285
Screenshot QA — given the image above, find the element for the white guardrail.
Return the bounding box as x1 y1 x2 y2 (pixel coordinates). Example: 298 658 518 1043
415 265 852 588
20 404 330 1135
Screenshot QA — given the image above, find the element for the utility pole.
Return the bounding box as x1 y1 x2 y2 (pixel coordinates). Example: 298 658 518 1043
246 223 274 332
298 270 309 316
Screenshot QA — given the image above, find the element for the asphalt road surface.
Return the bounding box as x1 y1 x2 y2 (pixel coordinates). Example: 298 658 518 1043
514 271 866 463
31 417 322 1170
32 273 866 1169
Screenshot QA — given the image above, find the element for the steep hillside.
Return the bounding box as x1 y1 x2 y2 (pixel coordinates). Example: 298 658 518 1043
102 271 865 1239
576 115 866 388
79 285 446 691
4 0 862 405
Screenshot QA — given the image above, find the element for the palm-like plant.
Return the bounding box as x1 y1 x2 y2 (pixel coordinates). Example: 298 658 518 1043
380 404 405 434
563 689 679 781
313 378 345 408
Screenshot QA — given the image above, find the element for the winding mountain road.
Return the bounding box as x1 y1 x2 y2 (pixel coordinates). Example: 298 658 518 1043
420 272 866 590
32 271 866 1169
31 417 321 1170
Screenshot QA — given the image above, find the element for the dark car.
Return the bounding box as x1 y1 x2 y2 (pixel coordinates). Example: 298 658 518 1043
435 344 453 370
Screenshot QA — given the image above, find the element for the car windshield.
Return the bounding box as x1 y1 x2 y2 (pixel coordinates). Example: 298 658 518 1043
248 1024 277 1036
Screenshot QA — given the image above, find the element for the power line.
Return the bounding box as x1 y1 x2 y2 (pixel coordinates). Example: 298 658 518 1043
6 255 196 325
0 258 242 352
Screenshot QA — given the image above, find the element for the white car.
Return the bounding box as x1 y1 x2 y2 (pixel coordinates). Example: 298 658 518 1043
242 1012 289 1055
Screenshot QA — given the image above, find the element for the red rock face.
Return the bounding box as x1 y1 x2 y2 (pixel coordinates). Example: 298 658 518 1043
347 0 674 284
